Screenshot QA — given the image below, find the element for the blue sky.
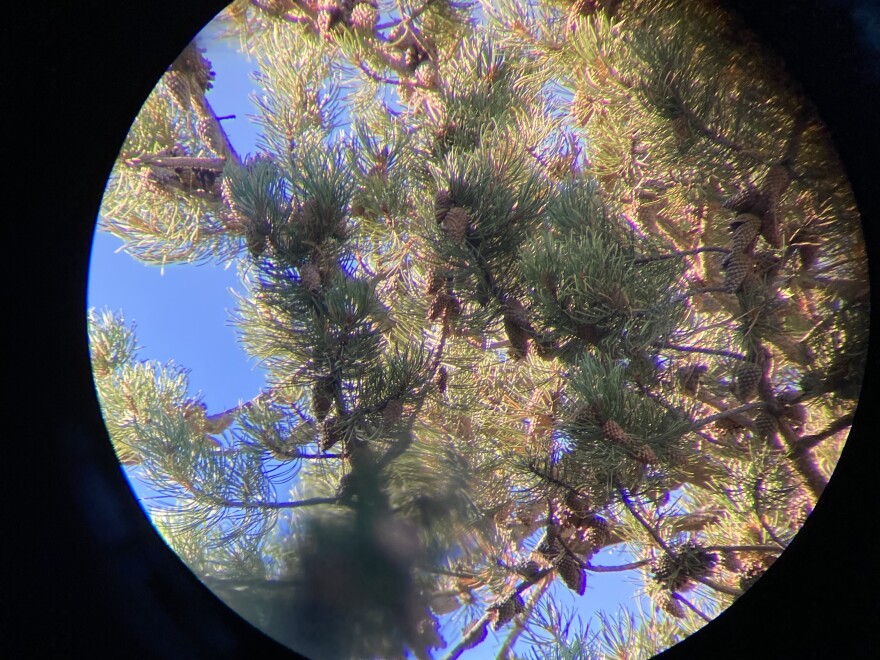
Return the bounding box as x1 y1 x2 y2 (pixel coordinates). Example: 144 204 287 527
88 13 650 657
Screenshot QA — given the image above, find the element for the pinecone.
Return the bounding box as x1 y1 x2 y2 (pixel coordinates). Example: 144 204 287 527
653 543 717 592
677 363 707 396
504 311 530 360
317 8 344 34
730 213 761 252
601 419 632 447
196 116 223 154
424 270 445 296
733 361 763 401
433 366 448 395
722 186 766 215
312 377 335 422
300 263 322 292
349 2 377 31
754 410 778 439
319 418 344 451
492 593 525 629
442 206 470 243
514 559 542 579
759 208 782 248
653 553 691 592
630 444 659 464
536 530 563 561
578 514 610 549
427 292 450 321
722 251 753 293
245 222 269 257
556 554 587 595
762 163 793 200
382 397 404 428
165 70 191 108
404 44 427 71
434 189 453 224
655 590 685 618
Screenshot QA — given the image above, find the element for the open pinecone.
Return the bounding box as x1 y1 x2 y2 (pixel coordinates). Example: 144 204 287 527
652 542 718 592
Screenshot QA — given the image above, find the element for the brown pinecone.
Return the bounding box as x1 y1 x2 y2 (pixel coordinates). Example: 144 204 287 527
425 269 445 296
312 377 335 422
300 263 322 292
759 209 782 248
557 554 587 595
677 363 708 396
433 366 448 395
319 418 344 451
427 292 450 322
754 410 778 439
514 559 543 579
443 206 470 243
655 590 686 618
733 362 763 401
504 312 530 360
434 189 453 223
536 530 563 561
762 163 793 200
165 70 191 108
195 116 219 153
730 213 761 252
722 251 753 293
722 186 766 215
492 593 525 629
601 419 632 447
349 2 377 31
579 514 610 549
630 444 659 464
382 397 404 429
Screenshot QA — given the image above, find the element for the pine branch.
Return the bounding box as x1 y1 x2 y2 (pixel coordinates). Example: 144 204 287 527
672 593 712 623
634 246 729 265
692 403 768 430
653 341 745 361
617 484 672 555
586 559 652 573
796 413 854 450
691 575 743 598
207 495 339 509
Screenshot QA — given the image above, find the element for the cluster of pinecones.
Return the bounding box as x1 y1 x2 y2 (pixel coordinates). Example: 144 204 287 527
720 163 793 294
652 542 718 592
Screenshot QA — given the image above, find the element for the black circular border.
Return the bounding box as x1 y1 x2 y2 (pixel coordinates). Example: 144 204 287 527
8 1 877 657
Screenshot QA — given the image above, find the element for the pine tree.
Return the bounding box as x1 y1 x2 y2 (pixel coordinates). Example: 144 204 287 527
90 1 867 657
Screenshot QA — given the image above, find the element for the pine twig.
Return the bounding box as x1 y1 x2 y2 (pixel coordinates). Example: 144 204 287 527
585 559 652 573
653 341 745 361
692 402 768 429
672 593 713 623
634 246 729 264
797 413 854 450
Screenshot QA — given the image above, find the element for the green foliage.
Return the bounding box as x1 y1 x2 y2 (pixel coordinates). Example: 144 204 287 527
89 1 866 657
